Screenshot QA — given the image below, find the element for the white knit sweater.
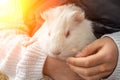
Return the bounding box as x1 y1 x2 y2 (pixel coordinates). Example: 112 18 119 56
15 41 48 80
0 0 48 79
0 30 120 80
0 29 48 80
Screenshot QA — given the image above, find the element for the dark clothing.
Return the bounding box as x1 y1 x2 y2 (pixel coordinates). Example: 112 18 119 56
75 0 120 38
27 0 120 38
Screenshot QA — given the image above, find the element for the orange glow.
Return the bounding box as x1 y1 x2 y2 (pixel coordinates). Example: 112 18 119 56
0 0 63 33
0 0 63 23
0 0 23 24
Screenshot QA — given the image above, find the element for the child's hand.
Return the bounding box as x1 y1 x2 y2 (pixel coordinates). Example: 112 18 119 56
44 56 84 80
67 37 118 80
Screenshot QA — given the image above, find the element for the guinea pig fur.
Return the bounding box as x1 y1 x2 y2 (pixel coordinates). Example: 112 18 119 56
34 4 96 60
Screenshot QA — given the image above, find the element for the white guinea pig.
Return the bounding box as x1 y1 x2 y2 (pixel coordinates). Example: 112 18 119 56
33 4 96 60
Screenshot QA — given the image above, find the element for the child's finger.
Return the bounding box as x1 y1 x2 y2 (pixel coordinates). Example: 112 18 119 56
76 39 103 57
67 50 104 67
22 38 37 47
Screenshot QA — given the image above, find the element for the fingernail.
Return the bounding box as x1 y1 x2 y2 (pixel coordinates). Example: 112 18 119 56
66 57 72 63
23 43 28 47
66 62 70 65
76 51 86 57
66 58 70 63
99 65 106 72
75 52 82 57
75 54 80 57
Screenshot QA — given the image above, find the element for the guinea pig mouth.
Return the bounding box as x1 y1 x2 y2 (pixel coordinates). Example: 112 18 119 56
52 51 61 55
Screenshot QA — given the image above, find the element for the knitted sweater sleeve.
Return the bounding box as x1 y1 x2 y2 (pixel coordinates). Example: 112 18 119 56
102 31 120 80
15 41 48 80
0 29 30 80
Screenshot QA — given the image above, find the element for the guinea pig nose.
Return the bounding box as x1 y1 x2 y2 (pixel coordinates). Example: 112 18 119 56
53 51 61 55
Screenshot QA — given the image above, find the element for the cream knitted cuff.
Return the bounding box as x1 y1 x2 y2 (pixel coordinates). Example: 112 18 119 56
102 31 120 80
15 41 48 80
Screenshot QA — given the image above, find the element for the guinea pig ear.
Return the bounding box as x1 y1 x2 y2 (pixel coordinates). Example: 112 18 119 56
72 10 85 22
40 11 48 20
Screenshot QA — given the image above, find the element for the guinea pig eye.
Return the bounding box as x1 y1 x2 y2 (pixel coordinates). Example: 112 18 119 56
48 32 51 36
66 31 70 38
